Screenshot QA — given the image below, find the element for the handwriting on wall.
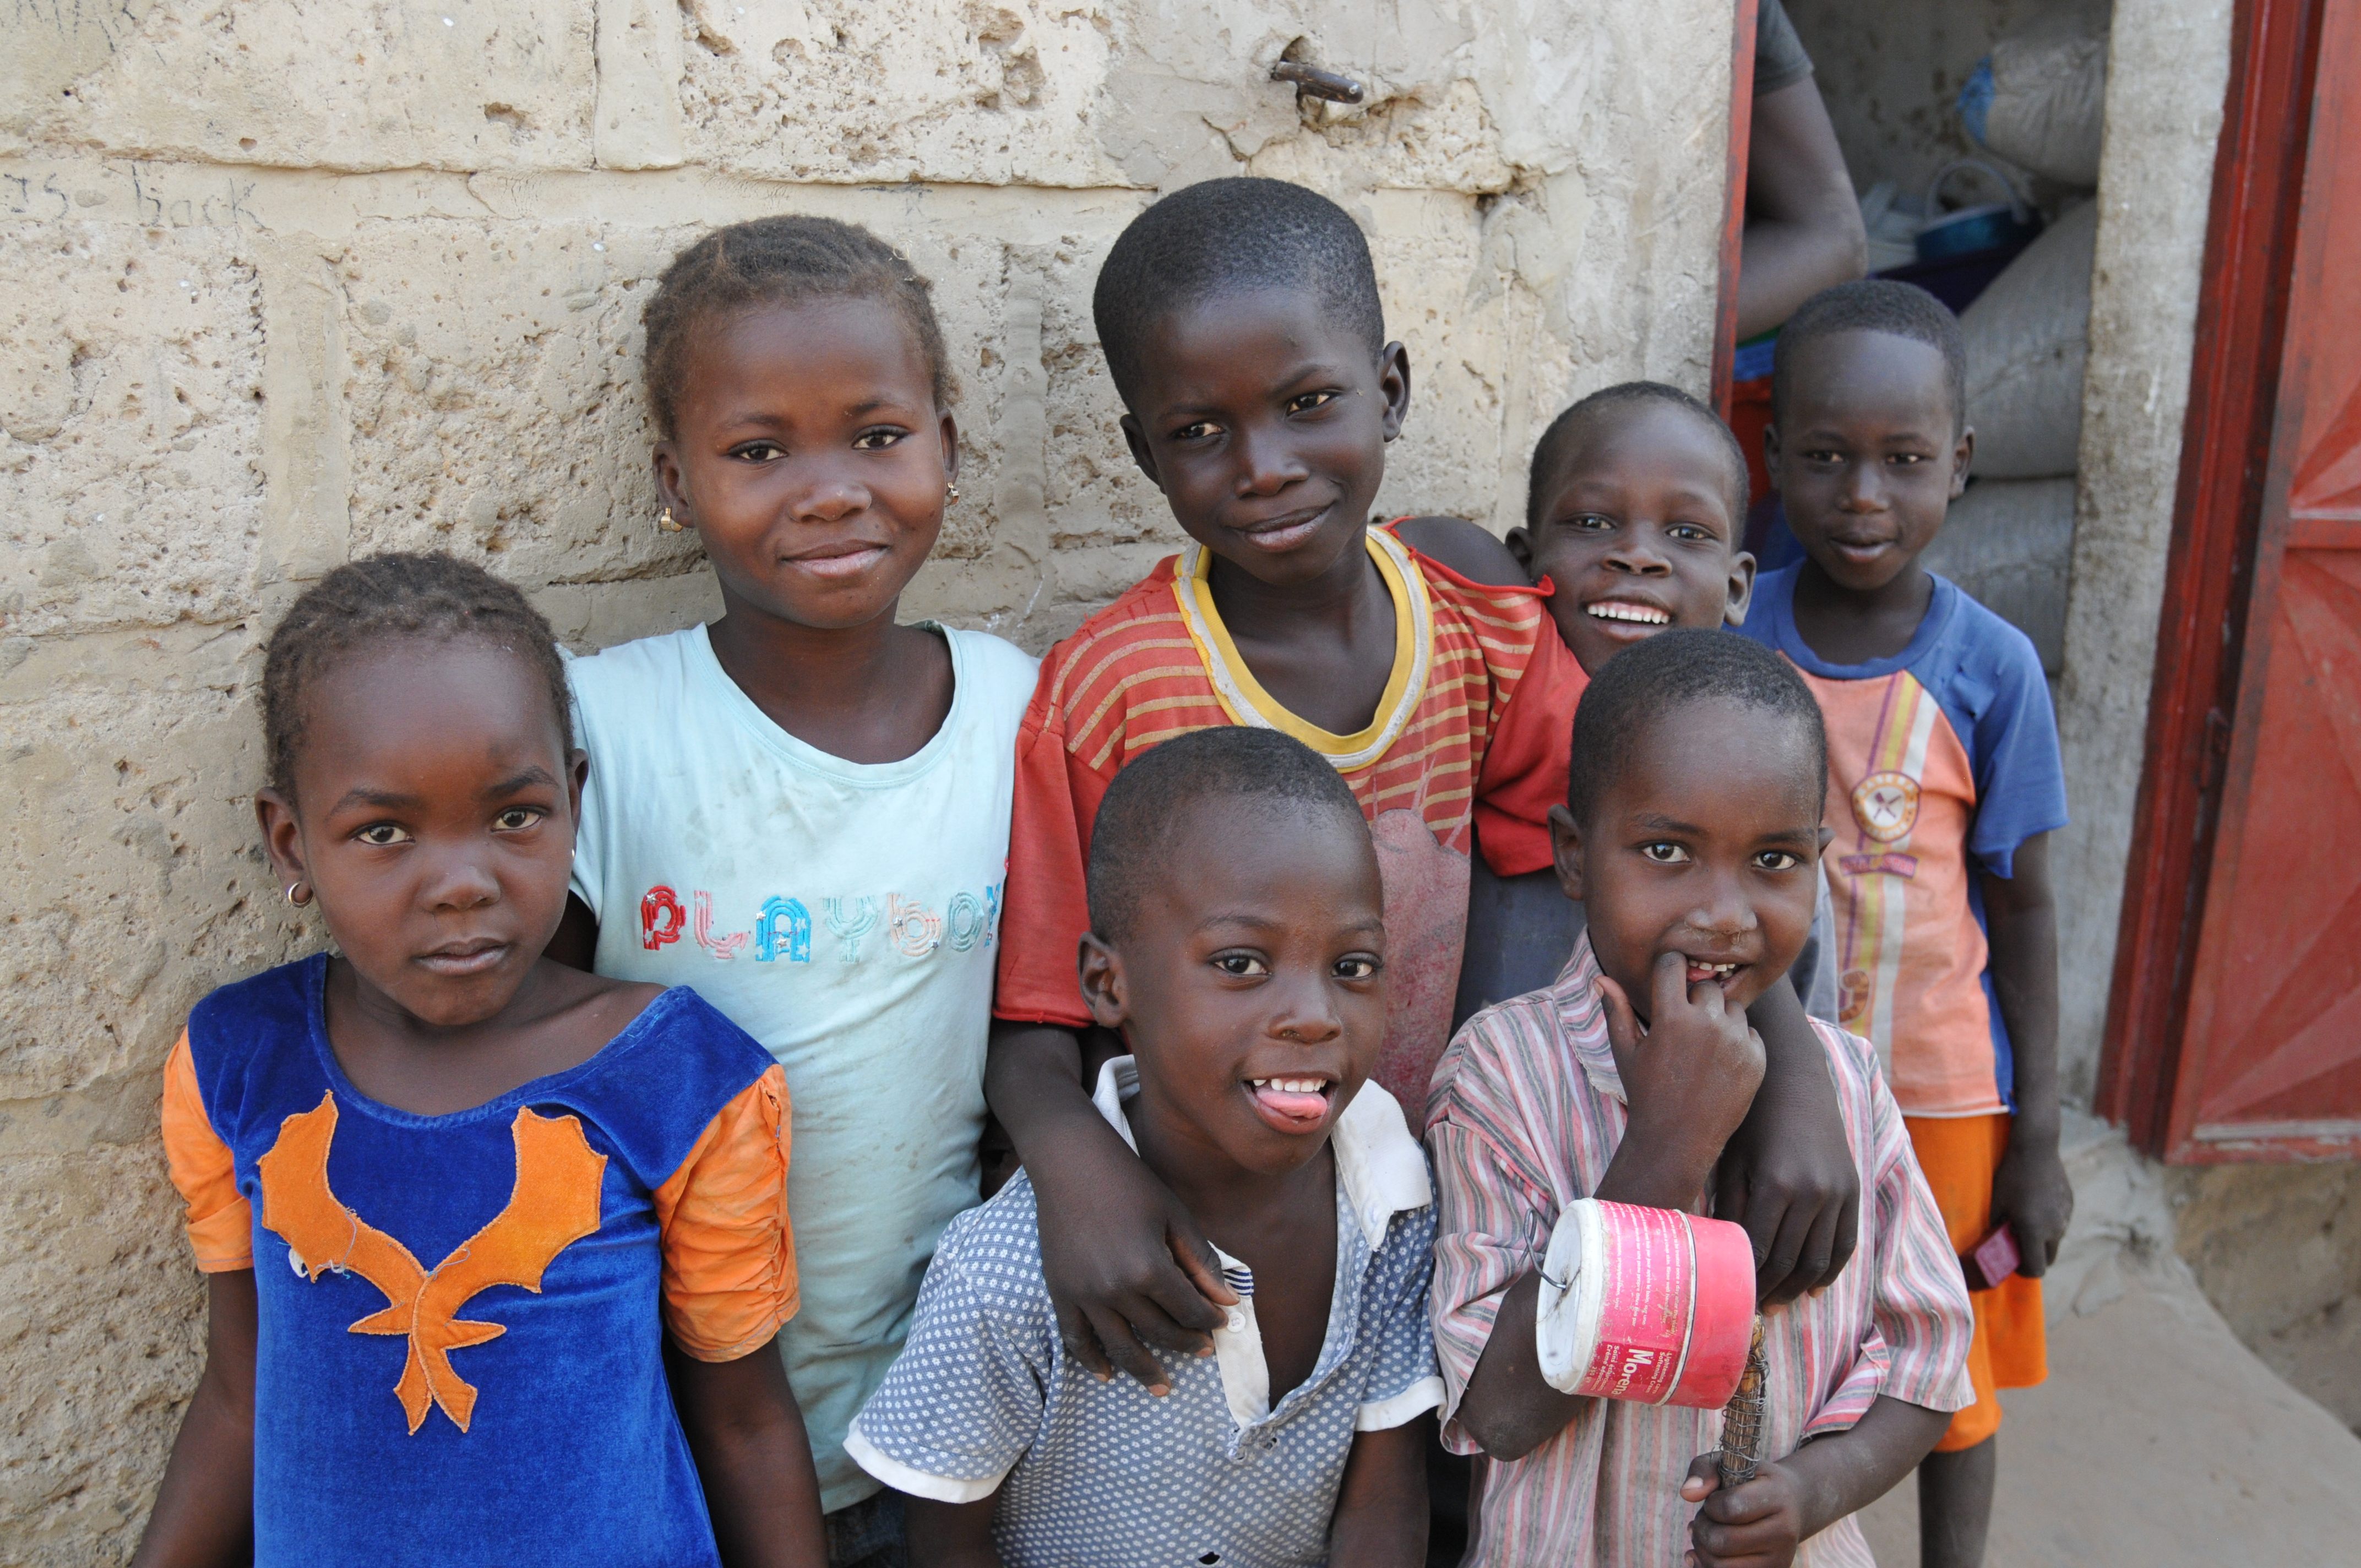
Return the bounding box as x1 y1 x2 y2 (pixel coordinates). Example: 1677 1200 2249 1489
0 161 266 230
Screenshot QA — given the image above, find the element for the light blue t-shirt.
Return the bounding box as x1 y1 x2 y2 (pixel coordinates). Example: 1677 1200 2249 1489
567 621 1038 1512
846 1058 1444 1567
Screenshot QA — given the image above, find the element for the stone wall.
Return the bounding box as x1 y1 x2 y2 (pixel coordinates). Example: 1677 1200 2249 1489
0 1 1738 1556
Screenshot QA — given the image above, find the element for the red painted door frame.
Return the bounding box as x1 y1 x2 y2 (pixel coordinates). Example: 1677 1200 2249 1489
1712 0 1760 421
2096 0 2331 1158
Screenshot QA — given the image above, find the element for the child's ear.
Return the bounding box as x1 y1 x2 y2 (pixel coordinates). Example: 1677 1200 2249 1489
652 443 688 520
1118 413 1166 493
565 749 590 835
1377 341 1412 442
1760 422 1782 482
938 410 962 487
1949 424 1976 500
1504 525 1537 580
1548 803 1587 904
1723 549 1759 628
1076 933 1130 1031
255 788 310 900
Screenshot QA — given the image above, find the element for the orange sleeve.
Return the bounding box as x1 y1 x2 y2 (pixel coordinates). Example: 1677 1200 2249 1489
991 674 1104 1030
161 1031 253 1272
654 1064 797 1363
1470 617 1587 876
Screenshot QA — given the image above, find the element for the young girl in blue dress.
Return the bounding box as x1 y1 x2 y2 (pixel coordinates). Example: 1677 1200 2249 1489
133 554 826 1568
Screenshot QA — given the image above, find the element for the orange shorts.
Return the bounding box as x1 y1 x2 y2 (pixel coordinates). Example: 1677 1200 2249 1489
1903 1112 2047 1451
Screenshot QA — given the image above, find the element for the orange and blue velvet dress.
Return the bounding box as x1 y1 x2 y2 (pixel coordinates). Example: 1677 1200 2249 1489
161 955 797 1567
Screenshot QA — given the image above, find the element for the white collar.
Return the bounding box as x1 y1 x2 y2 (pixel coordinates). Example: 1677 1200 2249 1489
1089 1055 1432 1254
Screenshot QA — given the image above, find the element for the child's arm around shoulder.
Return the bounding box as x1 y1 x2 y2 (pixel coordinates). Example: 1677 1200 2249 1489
1726 977 1863 1305
1388 515 1530 586
986 652 1233 1390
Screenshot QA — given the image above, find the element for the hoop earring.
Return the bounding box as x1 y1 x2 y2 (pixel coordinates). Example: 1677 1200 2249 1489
657 506 684 533
284 882 312 908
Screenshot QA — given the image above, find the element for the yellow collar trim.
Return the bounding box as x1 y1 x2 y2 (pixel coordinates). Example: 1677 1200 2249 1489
1171 529 1432 772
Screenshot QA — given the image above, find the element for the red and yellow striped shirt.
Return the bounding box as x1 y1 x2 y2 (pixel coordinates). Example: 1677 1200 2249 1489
993 524 1585 1112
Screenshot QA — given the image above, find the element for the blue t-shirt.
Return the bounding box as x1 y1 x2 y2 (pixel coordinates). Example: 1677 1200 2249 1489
845 1059 1444 1567
1736 568 2068 1112
178 957 780 1566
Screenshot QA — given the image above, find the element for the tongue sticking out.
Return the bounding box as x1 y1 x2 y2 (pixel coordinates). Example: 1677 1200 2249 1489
1252 1083 1331 1123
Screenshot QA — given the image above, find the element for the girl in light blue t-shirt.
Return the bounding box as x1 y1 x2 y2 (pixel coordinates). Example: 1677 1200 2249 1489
552 217 1037 1559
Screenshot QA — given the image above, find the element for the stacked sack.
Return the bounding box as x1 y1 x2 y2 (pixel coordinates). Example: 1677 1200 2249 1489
1924 7 2109 675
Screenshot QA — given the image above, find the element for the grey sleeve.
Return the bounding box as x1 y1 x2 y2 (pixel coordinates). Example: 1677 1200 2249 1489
1793 859 1840 1024
1754 0 1815 96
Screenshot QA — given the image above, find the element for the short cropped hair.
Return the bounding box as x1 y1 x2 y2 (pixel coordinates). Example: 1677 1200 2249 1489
1566 629 1826 824
261 553 570 801
1086 727 1367 941
1527 381 1751 527
1092 178 1385 404
1771 279 1967 433
641 215 954 440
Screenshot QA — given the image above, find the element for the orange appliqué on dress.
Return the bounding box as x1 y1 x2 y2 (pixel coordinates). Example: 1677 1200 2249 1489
257 1093 608 1434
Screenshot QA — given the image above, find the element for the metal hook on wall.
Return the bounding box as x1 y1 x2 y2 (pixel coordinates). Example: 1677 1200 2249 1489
1271 60 1364 105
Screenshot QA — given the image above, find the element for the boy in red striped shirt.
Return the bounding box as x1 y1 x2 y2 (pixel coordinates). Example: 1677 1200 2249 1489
984 178 1860 1411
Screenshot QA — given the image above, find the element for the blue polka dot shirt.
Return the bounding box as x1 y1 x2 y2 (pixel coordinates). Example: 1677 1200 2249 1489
846 1058 1444 1567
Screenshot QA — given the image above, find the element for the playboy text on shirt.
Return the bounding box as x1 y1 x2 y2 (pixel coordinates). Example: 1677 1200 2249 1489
636 884 1004 965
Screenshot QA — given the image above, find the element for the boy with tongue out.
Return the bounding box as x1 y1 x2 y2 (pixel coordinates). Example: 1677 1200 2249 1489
847 727 1441 1568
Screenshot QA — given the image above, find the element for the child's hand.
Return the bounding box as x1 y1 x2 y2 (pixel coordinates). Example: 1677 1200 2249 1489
1680 1453 1811 1568
1720 981 1861 1305
1599 951 1766 1171
1030 1124 1237 1393
1989 1124 2074 1277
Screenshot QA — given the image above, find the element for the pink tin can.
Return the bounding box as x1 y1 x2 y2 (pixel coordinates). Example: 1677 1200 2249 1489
1550 1199 1756 1409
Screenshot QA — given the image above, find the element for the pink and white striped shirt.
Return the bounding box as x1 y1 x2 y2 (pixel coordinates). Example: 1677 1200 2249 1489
1427 935 1973 1567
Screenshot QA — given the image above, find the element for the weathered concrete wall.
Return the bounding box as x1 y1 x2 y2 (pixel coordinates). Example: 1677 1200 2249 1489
2051 0 2233 1106
0 1 1738 1557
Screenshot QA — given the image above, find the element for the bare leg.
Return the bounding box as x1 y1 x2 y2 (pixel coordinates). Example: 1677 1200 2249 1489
1917 1436 1996 1568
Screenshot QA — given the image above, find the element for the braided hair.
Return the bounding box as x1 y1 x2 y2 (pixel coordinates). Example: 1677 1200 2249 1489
640 215 954 440
260 552 570 800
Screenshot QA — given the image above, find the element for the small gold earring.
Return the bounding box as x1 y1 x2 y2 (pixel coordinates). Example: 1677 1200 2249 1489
657 505 684 533
285 881 311 908
945 484 961 504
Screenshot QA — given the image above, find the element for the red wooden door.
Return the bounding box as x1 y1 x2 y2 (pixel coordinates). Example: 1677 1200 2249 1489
2146 0 2361 1160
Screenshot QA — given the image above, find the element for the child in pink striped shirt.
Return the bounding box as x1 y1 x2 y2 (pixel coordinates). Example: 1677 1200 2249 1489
1428 630 1972 1568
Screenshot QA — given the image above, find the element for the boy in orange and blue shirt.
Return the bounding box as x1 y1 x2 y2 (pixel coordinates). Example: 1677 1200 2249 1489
1736 280 2072 1568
